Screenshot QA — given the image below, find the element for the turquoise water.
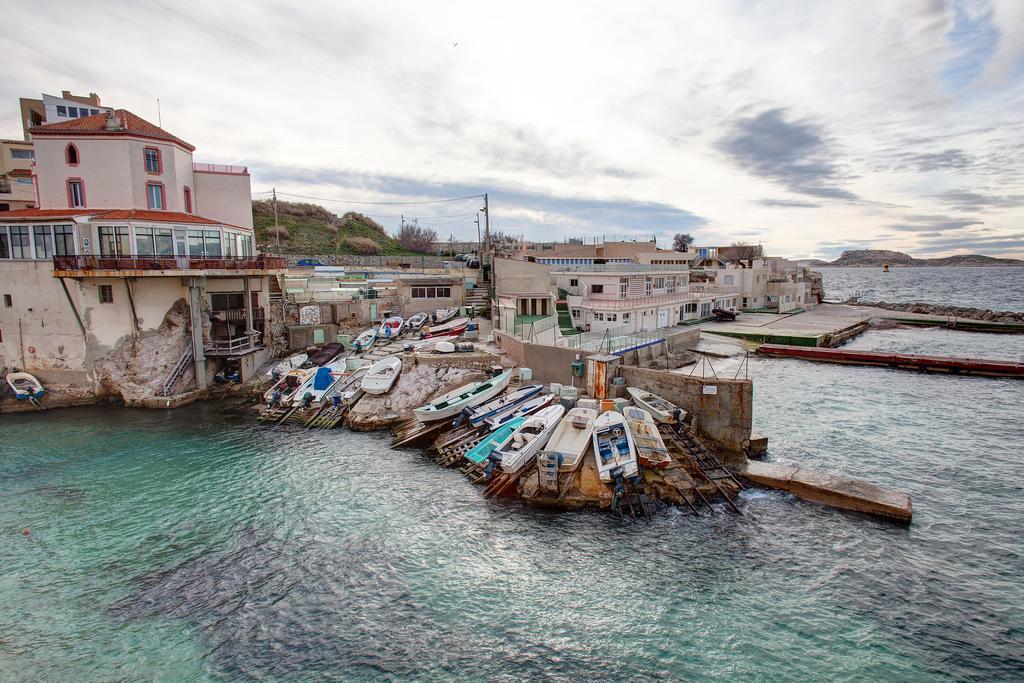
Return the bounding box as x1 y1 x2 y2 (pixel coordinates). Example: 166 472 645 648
3 329 1024 680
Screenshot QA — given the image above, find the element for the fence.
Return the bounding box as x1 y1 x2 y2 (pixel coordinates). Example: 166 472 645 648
284 254 469 271
565 324 666 354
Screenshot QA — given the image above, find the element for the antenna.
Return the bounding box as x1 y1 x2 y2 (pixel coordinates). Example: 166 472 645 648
156 98 162 127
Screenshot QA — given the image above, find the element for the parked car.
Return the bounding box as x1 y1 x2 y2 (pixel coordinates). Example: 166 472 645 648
466 258 480 269
297 258 324 266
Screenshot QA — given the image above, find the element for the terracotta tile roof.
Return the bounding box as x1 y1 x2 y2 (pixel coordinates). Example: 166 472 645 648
0 207 247 230
8 168 33 177
29 109 195 151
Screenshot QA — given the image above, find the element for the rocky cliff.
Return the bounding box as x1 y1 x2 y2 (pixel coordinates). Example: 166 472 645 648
809 249 1023 268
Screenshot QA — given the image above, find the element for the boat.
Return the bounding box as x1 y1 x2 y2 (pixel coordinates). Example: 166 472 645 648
6 371 44 401
626 387 684 424
378 316 404 340
304 342 344 367
464 417 526 465
435 306 458 323
403 334 461 352
266 353 307 379
403 312 429 332
622 406 672 468
263 368 315 405
492 405 565 475
592 410 639 482
435 341 456 354
419 317 470 339
351 328 377 353
455 383 543 427
361 356 402 395
541 407 597 472
413 369 513 422
292 361 348 406
484 393 557 429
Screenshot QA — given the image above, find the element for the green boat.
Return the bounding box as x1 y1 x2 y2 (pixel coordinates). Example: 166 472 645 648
465 417 525 465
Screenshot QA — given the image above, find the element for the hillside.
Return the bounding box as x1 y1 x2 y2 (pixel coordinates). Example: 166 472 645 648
803 249 1023 268
252 200 416 255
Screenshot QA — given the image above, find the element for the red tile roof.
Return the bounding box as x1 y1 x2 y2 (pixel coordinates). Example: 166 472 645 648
29 109 195 151
0 207 246 229
8 168 33 177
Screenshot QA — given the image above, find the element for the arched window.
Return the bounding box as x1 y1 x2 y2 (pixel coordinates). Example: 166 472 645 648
65 143 79 165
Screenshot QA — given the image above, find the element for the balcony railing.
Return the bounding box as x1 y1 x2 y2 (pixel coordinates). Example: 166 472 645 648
193 163 249 175
53 255 286 272
568 286 738 311
205 332 262 355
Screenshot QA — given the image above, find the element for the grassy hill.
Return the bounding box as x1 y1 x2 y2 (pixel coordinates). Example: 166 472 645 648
252 200 416 255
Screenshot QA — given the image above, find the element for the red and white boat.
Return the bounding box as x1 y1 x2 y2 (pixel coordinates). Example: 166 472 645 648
419 317 469 339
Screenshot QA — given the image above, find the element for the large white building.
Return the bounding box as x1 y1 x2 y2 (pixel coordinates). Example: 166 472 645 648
0 108 283 404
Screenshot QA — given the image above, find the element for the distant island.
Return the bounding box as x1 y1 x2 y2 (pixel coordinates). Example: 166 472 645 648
800 249 1024 268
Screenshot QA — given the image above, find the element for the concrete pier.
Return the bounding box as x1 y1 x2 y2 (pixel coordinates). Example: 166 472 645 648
741 460 912 523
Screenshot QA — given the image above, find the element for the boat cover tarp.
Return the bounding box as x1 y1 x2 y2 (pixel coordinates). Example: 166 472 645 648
313 367 334 391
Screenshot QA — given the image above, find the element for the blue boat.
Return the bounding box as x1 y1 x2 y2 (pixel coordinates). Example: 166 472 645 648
454 383 543 427
465 417 526 465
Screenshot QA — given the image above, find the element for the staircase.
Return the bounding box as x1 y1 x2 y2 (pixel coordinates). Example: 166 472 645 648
160 345 194 396
269 274 284 303
556 301 579 336
464 284 490 315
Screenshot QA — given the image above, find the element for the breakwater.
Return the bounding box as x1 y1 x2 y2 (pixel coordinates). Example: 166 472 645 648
850 299 1024 325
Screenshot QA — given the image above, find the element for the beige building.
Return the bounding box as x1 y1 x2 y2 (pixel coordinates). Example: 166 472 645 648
19 91 110 140
0 139 37 211
0 108 283 405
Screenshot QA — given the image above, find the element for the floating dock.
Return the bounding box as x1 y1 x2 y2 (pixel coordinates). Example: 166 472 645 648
757 344 1024 379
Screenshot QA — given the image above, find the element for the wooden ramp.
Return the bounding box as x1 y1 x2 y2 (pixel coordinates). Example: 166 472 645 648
659 424 744 514
391 418 447 448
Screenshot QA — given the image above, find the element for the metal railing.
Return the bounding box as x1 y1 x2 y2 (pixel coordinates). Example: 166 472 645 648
548 263 688 273
193 163 248 175
565 325 666 354
205 332 262 355
53 255 286 272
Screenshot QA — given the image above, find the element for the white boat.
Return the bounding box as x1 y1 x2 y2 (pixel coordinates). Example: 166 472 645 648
541 407 598 472
266 353 307 379
351 328 377 353
435 306 459 323
361 356 402 395
413 369 513 422
456 383 544 427
263 368 315 405
378 316 404 340
291 361 348 406
6 371 45 401
622 406 672 469
485 393 557 429
419 317 469 339
435 341 456 354
403 312 429 332
403 334 461 352
493 405 565 475
626 387 684 424
592 410 639 482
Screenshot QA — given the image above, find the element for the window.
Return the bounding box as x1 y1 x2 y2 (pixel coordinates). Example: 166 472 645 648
724 275 734 285
590 284 604 294
33 226 52 259
98 285 113 304
241 235 253 257
144 147 162 174
607 313 617 322
53 225 75 256
623 313 630 322
183 186 192 213
98 226 131 257
594 312 603 321
619 278 628 299
211 292 245 311
56 105 67 116
204 230 222 257
9 227 29 258
223 232 235 257
571 309 579 318
67 107 79 118
644 277 653 296
10 148 34 160
89 109 99 116
146 182 165 209
0 231 8 258
569 278 578 287
65 144 79 165
67 179 85 207
134 227 173 256
411 286 453 299
187 229 224 258
3 294 10 307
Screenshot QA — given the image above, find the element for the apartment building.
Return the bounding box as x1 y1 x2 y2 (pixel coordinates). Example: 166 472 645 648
19 91 112 140
0 108 284 401
0 139 36 211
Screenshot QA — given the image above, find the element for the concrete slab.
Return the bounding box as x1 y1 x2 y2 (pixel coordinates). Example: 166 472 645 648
741 460 912 524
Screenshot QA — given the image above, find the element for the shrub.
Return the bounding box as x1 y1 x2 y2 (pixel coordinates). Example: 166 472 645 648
342 211 386 235
395 220 439 253
266 226 290 240
343 237 382 255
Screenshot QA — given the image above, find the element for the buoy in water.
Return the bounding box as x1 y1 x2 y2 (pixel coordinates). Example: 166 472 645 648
22 527 30 536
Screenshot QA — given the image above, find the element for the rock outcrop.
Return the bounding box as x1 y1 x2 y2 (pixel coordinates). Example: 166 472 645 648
849 300 1024 323
347 364 482 431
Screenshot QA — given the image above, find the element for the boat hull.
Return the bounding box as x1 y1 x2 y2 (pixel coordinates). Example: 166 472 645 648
414 370 513 422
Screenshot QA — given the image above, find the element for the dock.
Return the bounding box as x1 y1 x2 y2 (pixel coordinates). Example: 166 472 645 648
741 460 912 524
757 344 1024 378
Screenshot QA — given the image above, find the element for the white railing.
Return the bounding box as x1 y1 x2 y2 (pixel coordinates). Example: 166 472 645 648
193 163 248 175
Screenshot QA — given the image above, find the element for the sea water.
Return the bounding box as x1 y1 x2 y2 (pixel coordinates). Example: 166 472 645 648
3 323 1024 680
819 266 1024 311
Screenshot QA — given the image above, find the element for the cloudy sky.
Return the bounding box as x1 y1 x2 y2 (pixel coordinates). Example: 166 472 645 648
3 0 1023 258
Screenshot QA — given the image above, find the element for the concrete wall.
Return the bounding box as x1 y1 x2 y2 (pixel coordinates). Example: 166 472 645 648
493 330 594 386
494 257 553 296
193 170 253 229
619 365 752 454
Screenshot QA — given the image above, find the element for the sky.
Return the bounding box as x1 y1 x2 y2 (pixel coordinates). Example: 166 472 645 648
3 0 1023 259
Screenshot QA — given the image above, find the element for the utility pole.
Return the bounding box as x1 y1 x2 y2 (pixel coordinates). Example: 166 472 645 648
483 192 491 256
475 212 481 254
272 187 280 253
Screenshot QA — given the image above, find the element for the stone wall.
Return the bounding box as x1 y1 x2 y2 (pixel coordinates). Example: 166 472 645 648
493 331 595 386
618 365 752 455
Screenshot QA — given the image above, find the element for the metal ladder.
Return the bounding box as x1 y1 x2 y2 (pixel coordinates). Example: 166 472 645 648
160 346 194 396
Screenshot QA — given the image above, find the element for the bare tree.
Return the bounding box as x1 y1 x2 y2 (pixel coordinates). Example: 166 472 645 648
673 233 695 252
722 241 763 262
395 219 439 253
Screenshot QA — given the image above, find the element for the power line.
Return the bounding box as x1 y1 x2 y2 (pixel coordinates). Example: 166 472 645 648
251 189 485 206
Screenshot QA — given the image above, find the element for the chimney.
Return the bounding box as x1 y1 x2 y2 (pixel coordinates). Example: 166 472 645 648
104 111 123 131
